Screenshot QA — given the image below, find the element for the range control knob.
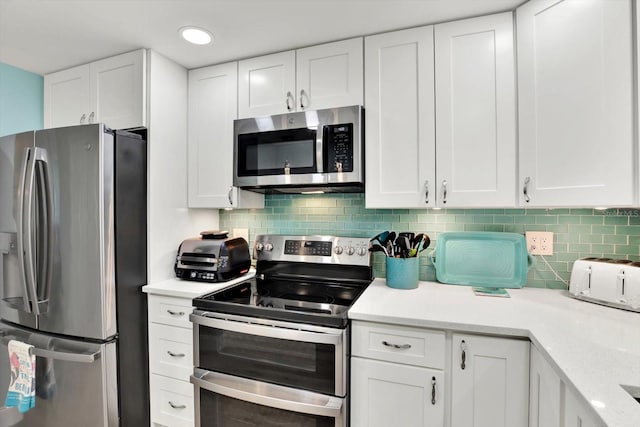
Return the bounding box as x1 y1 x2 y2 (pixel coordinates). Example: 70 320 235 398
255 242 264 252
264 243 274 252
334 246 344 255
346 247 355 256
357 247 367 256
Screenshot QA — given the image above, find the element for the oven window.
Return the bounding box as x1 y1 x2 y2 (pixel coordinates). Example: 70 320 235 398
200 389 335 427
237 128 318 176
198 328 336 395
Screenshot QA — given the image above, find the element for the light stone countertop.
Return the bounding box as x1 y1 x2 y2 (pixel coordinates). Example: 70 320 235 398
348 279 640 427
142 268 256 299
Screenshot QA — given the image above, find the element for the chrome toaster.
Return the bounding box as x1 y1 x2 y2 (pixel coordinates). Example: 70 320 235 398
569 258 640 312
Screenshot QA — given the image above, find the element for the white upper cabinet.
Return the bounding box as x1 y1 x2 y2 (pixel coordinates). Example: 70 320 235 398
365 26 436 208
238 38 363 118
517 0 634 207
188 63 264 209
43 64 92 128
450 334 530 427
44 49 146 129
295 38 363 111
435 12 516 208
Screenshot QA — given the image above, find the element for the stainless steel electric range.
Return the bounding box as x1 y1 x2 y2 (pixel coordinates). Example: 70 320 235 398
190 234 372 427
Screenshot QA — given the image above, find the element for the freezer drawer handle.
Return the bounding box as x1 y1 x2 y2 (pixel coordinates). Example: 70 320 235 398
0 335 100 363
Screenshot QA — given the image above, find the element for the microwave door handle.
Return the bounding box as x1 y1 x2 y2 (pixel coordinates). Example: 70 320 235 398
191 369 343 419
316 124 324 173
34 148 53 313
17 147 38 314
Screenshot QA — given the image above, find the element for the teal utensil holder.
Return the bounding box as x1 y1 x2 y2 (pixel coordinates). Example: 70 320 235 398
386 257 419 289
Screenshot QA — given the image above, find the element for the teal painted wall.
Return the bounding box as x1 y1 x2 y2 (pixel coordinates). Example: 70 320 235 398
220 193 640 289
0 62 43 137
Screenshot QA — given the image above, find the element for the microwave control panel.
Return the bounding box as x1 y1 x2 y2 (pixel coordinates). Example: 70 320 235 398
324 123 354 173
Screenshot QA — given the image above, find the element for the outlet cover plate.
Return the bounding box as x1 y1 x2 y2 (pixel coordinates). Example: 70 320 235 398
526 231 554 255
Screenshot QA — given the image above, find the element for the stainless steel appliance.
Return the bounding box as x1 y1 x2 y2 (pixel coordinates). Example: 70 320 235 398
233 105 364 193
569 257 640 312
174 231 251 282
0 124 148 426
190 234 372 427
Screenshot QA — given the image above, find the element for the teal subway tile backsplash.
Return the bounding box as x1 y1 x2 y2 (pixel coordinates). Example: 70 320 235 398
219 193 640 289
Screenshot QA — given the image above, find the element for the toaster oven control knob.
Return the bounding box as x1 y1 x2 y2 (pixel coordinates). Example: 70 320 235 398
357 247 367 256
346 246 355 256
334 246 344 255
255 242 264 252
264 243 274 252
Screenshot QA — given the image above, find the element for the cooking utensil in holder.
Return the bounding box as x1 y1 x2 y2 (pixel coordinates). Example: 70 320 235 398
386 256 419 289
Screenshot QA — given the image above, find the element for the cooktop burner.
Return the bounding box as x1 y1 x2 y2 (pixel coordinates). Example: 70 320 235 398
192 235 373 328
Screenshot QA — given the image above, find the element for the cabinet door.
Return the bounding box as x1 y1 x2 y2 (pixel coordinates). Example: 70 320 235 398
435 12 516 208
517 0 633 207
43 64 91 128
529 345 561 427
351 357 444 427
564 386 601 427
451 334 529 427
364 26 436 208
238 51 295 118
296 37 363 111
188 63 264 208
91 49 146 129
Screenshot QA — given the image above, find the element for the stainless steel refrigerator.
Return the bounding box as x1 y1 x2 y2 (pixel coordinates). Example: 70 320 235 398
0 124 148 426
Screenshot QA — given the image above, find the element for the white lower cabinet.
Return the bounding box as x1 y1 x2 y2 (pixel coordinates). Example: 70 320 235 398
351 358 444 427
351 323 531 427
529 344 562 427
564 386 601 427
530 344 603 427
148 295 195 427
450 334 530 427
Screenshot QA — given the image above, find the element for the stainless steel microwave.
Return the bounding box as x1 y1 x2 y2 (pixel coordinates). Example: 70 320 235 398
233 105 364 193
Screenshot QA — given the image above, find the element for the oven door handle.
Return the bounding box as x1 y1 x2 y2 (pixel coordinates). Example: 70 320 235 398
191 368 344 419
190 313 343 346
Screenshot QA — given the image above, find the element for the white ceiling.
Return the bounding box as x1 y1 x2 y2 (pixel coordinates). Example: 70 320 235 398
0 0 524 76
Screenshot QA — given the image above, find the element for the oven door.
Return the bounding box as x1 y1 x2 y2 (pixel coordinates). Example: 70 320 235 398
191 311 347 396
191 368 345 427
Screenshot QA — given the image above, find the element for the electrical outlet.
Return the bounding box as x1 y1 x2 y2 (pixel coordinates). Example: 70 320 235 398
233 228 249 243
526 231 553 255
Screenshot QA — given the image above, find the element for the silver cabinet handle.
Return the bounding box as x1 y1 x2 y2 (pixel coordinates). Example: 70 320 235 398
300 89 306 109
382 340 411 350
228 186 234 206
442 180 448 204
167 309 185 316
167 350 185 358
431 376 436 405
88 112 95 123
460 340 467 370
523 176 531 203
168 401 186 409
286 91 293 111
424 180 430 204
80 113 86 124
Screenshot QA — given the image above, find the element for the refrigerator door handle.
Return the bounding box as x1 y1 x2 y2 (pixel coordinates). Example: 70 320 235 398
0 333 101 364
16 147 37 313
34 148 53 313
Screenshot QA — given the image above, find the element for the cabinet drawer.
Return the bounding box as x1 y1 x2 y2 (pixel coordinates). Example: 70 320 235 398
352 321 445 369
149 323 193 380
149 295 193 328
150 374 194 427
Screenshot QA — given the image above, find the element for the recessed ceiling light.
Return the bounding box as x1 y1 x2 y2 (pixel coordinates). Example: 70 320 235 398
179 26 213 45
